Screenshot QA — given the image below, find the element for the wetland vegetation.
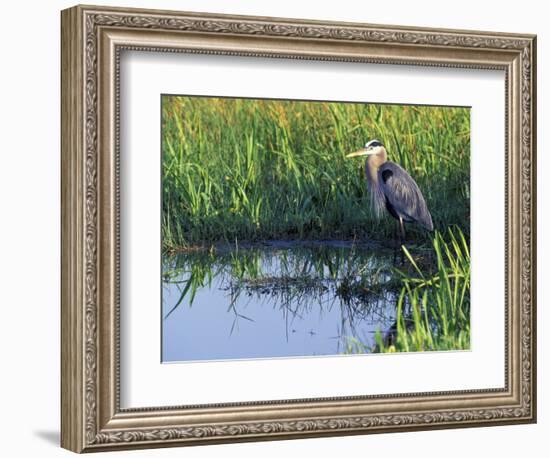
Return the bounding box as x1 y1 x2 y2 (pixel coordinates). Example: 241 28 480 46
161 95 471 361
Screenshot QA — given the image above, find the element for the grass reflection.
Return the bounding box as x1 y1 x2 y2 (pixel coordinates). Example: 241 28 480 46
163 241 401 352
163 229 470 355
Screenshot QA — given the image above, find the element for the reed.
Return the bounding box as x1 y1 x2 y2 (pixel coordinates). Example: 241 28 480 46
162 96 470 249
374 227 470 352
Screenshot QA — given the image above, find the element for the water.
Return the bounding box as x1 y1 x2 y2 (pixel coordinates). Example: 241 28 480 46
162 241 401 363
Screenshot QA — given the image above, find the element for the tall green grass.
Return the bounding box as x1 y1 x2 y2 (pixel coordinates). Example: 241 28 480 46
374 227 470 352
162 96 470 249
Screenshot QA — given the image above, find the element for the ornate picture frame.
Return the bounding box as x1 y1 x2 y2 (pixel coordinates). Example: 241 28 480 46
61 4 536 453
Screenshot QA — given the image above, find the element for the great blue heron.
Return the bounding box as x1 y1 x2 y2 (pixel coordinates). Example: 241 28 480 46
346 139 433 244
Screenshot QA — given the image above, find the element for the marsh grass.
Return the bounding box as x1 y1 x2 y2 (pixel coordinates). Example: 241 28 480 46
374 227 470 352
162 96 470 249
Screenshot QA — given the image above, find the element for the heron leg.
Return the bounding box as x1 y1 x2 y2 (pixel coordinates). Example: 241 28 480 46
392 219 401 264
392 229 398 264
391 220 399 264
398 217 406 264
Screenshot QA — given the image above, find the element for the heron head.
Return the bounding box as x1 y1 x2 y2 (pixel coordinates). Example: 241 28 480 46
346 140 386 161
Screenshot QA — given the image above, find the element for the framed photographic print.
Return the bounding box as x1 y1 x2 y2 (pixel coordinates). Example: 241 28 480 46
61 4 537 453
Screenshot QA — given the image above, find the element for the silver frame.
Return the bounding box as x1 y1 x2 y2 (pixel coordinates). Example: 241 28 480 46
61 4 537 453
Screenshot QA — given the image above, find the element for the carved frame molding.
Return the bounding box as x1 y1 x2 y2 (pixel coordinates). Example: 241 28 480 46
61 4 536 452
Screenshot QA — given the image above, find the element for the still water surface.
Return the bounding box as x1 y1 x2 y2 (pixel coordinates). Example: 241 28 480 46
162 242 400 362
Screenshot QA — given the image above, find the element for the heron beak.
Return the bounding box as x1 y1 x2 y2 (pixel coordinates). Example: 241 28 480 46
346 149 372 158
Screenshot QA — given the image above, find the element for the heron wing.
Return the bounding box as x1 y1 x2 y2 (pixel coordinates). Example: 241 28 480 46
378 162 433 230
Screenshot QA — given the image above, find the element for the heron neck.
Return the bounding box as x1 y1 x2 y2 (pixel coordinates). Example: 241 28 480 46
365 159 385 218
365 159 378 184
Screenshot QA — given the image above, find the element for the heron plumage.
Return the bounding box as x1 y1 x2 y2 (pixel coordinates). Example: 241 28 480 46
353 140 434 235
378 162 433 231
